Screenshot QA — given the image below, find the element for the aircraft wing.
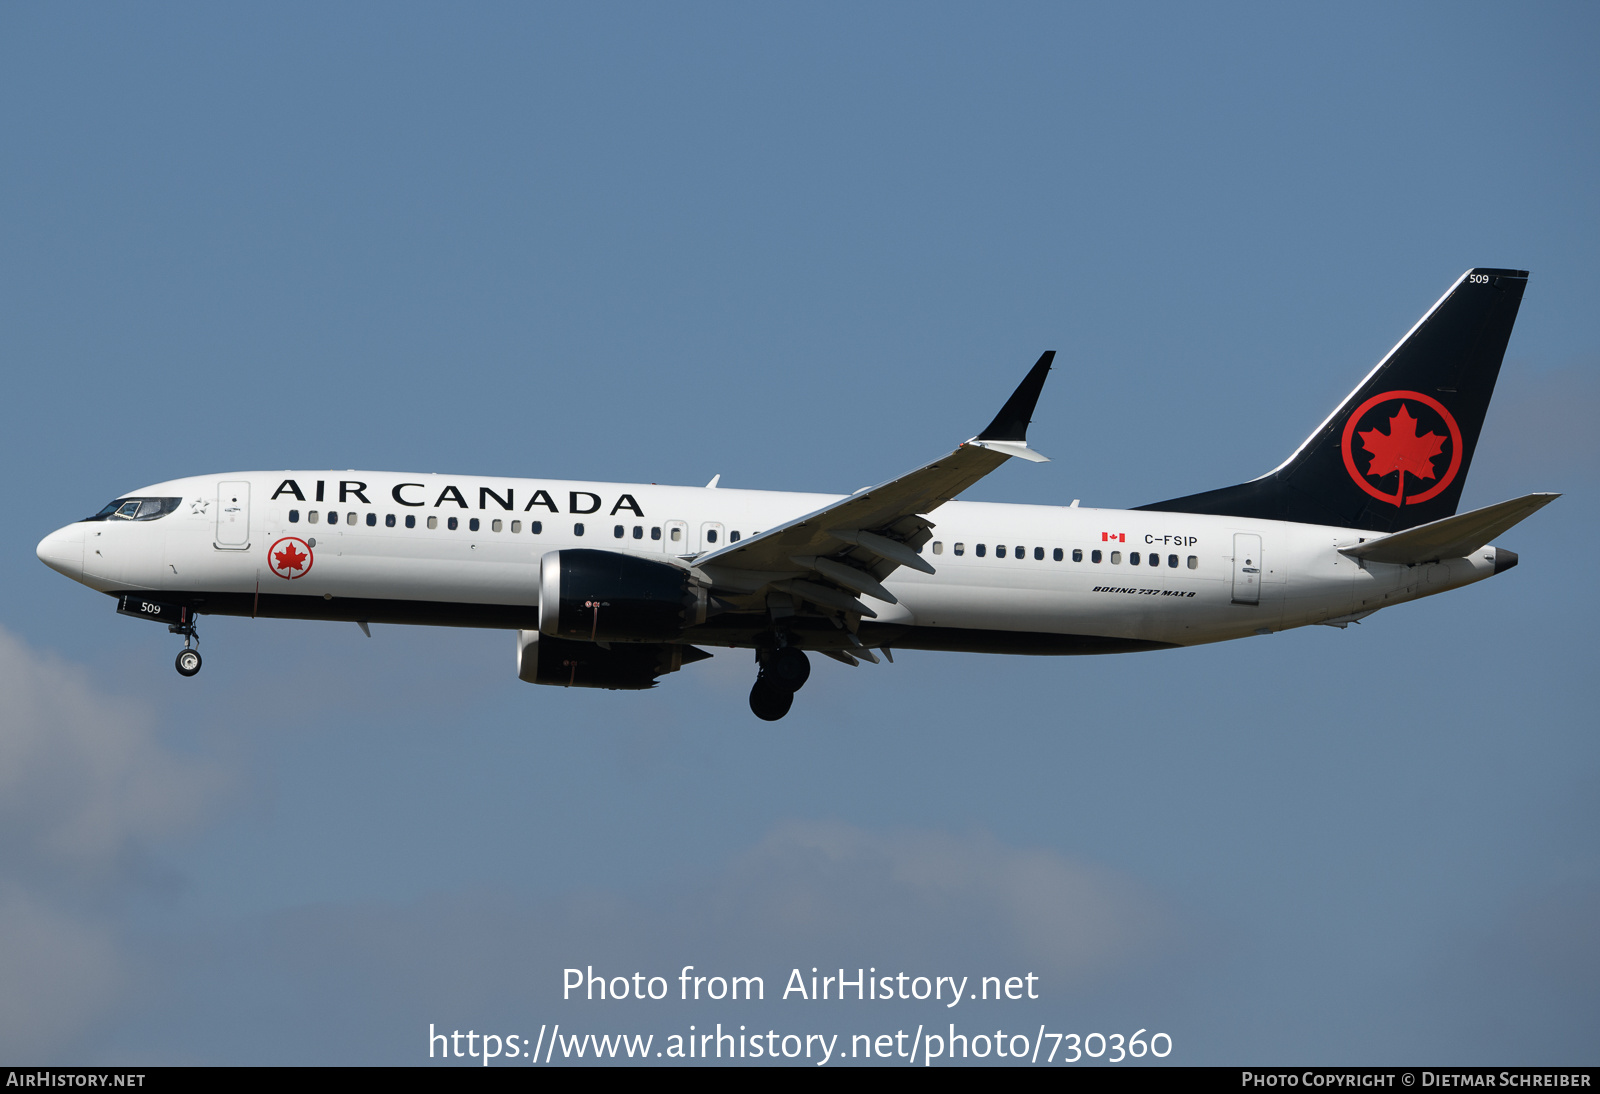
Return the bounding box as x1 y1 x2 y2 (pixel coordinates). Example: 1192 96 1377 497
693 352 1055 621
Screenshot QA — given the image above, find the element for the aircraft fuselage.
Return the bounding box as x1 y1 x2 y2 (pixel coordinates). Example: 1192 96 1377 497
37 469 1503 655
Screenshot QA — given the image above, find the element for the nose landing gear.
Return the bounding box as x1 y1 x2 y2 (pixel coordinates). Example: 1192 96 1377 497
750 646 809 721
170 615 201 677
111 596 204 677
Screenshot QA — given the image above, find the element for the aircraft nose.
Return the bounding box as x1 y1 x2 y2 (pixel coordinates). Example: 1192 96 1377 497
36 523 85 580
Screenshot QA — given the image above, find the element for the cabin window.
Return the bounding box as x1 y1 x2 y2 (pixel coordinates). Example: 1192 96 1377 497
954 542 965 556
574 523 585 536
1167 554 1178 567
931 541 943 554
347 512 357 526
405 515 416 529
469 517 480 532
307 511 318 524
327 511 338 524
385 514 395 528
1187 555 1198 569
1035 547 1045 560
511 520 521 533
449 517 460 531
366 513 377 527
614 524 625 538
670 527 682 542
1131 552 1141 565
1111 551 1122 564
730 530 741 542
976 544 987 557
706 529 718 544
427 516 438 529
530 521 542 534
1016 546 1025 559
492 519 503 532
634 526 644 539
1071 548 1081 561
289 510 300 523
651 527 662 541
995 545 1006 558
1091 549 1102 563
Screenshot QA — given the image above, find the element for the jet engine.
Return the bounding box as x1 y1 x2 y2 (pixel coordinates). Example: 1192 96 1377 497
517 630 709 690
538 549 709 642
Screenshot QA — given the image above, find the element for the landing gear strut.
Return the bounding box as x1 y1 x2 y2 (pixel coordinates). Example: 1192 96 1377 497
750 646 809 721
170 614 201 677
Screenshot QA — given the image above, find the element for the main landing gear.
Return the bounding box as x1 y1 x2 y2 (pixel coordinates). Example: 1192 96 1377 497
750 646 810 721
171 616 201 677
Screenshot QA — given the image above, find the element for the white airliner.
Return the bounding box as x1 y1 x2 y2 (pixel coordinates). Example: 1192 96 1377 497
38 268 1556 719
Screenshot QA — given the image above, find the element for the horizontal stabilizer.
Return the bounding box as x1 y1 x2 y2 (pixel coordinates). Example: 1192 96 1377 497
1339 493 1559 566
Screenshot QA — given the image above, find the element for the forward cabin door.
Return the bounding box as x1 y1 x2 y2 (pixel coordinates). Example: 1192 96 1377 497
215 481 251 549
1232 533 1262 604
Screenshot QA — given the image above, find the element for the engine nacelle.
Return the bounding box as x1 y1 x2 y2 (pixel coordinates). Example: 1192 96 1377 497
517 630 708 690
539 549 708 642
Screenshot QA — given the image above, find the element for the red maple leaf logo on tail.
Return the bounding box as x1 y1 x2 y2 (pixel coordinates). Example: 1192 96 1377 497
1358 404 1446 506
274 542 307 574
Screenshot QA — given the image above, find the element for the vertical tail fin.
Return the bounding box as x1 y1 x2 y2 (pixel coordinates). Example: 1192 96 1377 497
1138 268 1529 533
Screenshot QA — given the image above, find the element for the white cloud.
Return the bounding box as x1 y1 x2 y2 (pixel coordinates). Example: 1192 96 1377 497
115 819 1180 1062
0 627 230 1056
701 821 1172 981
0 887 122 1053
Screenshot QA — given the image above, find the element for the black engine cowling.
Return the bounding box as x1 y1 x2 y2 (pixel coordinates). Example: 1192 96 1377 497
517 630 710 690
539 549 708 642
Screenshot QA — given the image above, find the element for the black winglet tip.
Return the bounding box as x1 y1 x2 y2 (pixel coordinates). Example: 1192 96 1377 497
976 351 1056 442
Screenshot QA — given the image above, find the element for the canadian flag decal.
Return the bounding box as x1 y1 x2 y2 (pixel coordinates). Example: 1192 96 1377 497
1101 532 1125 542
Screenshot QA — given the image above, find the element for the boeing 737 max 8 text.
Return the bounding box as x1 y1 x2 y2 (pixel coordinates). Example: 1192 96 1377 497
36 268 1556 719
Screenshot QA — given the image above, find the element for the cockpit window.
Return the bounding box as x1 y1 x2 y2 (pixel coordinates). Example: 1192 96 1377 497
87 497 182 522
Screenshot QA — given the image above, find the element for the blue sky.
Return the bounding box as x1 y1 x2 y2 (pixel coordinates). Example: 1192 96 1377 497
1 3 1595 1064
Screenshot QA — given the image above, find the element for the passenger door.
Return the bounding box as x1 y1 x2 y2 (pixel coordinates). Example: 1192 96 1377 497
215 481 251 549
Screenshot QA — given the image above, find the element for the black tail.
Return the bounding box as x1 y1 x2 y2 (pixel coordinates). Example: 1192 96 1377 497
1137 268 1529 533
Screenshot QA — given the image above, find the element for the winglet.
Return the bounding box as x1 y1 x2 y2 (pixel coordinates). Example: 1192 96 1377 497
977 351 1055 442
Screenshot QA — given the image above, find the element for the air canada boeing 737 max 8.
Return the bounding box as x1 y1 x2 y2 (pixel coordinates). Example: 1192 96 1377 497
37 269 1557 719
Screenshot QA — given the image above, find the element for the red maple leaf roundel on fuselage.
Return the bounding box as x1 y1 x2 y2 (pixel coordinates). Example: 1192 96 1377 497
267 537 313 580
275 542 307 572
